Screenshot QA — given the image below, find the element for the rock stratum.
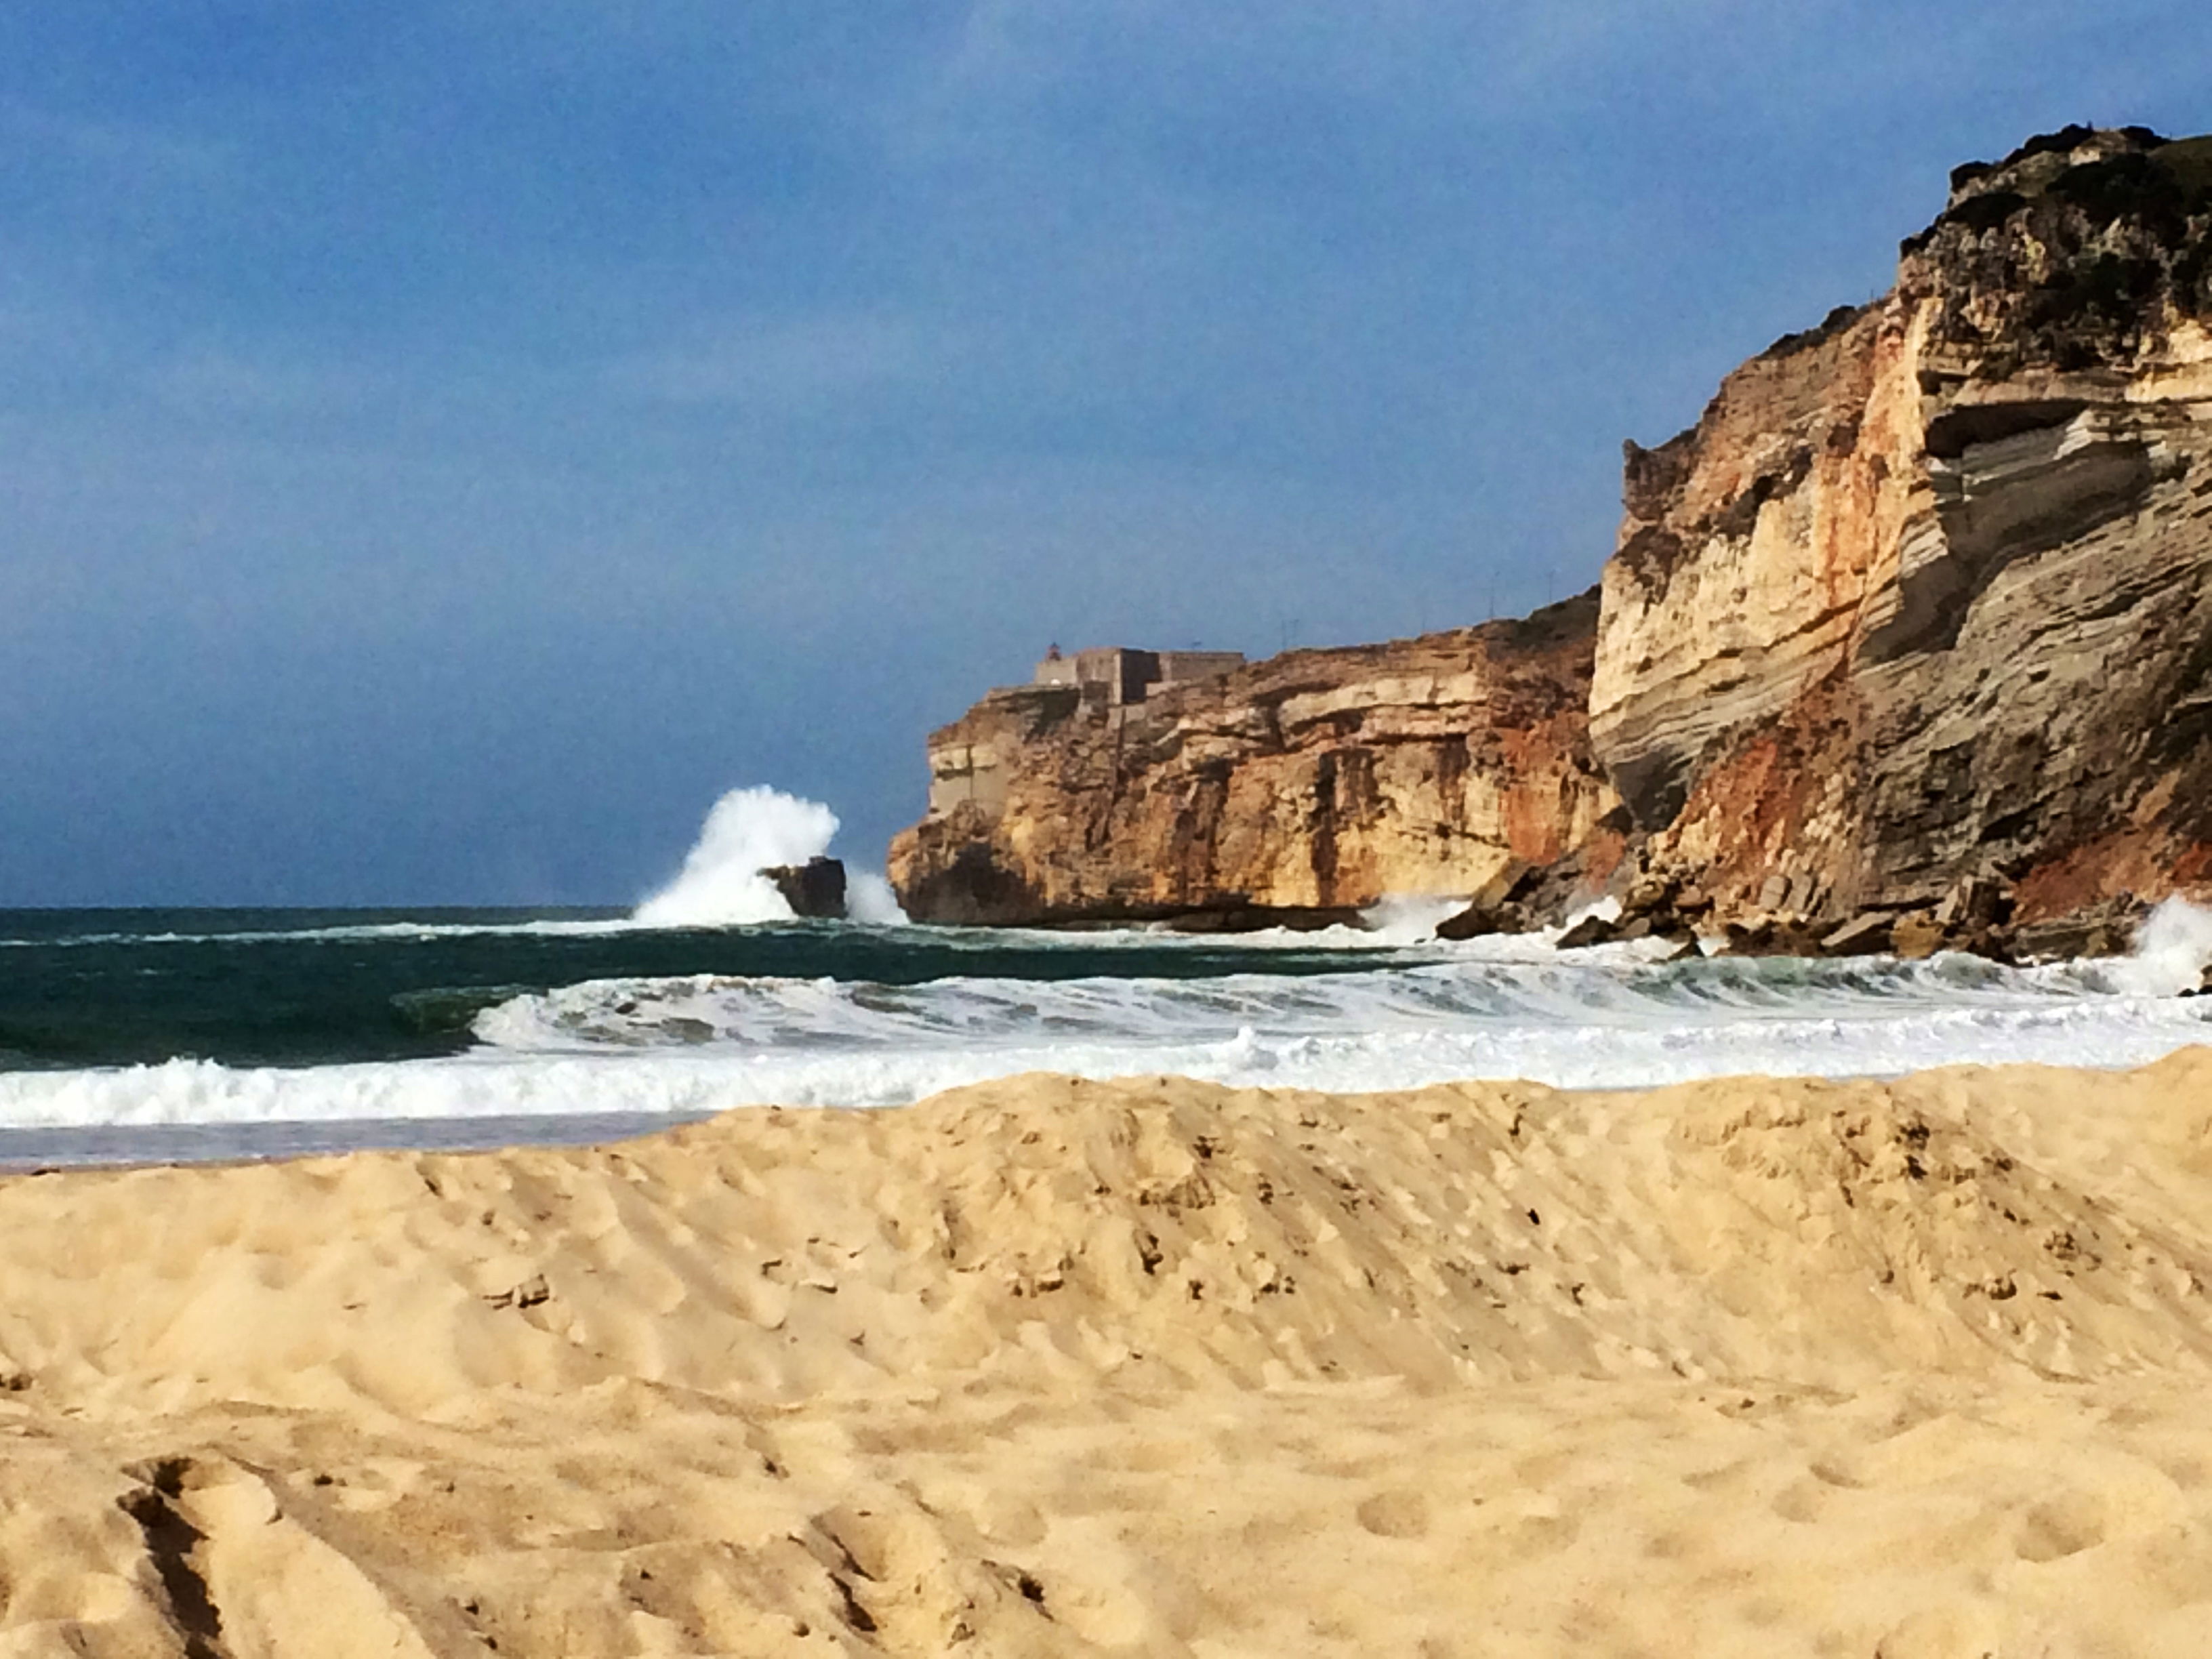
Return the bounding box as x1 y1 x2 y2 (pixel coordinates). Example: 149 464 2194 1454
1597 124 2212 941
893 127 2212 944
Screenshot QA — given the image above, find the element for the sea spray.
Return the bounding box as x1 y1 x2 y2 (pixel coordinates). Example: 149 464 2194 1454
2106 895 2212 996
846 870 908 925
634 786 906 926
1352 895 1474 947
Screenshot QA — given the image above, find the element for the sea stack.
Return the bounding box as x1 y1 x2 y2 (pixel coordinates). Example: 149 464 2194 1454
890 127 2212 950
764 856 847 920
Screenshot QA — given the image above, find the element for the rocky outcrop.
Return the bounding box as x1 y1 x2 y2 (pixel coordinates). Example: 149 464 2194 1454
890 594 1624 926
1591 126 2212 937
765 857 847 920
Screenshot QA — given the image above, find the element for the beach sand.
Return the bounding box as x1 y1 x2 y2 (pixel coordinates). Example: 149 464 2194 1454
7 1054 2212 1654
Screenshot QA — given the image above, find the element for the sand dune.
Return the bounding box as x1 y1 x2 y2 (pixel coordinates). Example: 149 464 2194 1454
8 1054 2212 1652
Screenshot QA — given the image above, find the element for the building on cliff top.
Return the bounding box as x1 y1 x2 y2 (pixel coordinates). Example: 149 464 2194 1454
922 646 1247 819
1032 646 1245 708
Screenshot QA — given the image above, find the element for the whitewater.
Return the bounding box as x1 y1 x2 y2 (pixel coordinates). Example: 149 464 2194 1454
4 787 2211 1153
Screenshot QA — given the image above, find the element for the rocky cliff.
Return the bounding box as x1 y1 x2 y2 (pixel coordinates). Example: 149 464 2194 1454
1593 125 2212 935
894 127 2212 945
889 595 1622 926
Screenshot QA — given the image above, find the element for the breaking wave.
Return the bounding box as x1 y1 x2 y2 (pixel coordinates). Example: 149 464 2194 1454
2 948 2207 1131
464 949 2212 1085
5 897 2210 1137
632 785 907 928
2104 894 2212 997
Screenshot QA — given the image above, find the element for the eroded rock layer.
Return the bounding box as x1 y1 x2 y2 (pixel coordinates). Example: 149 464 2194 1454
1593 126 2212 929
890 595 1622 926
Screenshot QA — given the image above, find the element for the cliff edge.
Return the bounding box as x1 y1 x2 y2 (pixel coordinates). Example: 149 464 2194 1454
1593 125 2212 937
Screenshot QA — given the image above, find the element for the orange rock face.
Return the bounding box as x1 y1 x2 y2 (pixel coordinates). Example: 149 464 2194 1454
1591 127 2212 927
888 596 1622 926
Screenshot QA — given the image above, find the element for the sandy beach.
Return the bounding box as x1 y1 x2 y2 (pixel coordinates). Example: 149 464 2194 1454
7 1053 2212 1654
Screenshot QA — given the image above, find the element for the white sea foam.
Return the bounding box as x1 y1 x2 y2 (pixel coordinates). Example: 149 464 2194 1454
3 950 2207 1130
466 953 2212 1061
0 893 1517 955
0 918 642 950
8 897 2211 1134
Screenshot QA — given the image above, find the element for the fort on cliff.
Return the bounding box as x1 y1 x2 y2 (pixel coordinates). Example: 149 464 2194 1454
890 126 2212 951
927 648 1246 819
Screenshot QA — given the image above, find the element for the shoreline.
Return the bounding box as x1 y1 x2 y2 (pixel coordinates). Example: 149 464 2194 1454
5 1054 2212 1652
0 1107 720 1174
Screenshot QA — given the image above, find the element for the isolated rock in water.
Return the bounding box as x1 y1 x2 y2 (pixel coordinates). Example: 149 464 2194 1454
1434 903 1513 941
763 857 847 919
1164 905 1369 934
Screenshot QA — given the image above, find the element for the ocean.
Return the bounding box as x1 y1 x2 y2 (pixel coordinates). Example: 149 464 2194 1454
5 895 2211 1169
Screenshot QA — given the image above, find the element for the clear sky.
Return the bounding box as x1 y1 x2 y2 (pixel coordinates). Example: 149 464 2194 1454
3 3 2206 905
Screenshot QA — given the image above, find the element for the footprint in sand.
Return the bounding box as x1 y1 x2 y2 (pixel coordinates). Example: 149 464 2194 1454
1806 1454 1871 1489
1769 1479 1830 1523
1355 1488 1432 1539
2015 1492 2109 1562
1875 1603 2010 1658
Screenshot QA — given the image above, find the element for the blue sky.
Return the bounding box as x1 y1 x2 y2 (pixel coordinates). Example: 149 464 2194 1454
3 2 2207 905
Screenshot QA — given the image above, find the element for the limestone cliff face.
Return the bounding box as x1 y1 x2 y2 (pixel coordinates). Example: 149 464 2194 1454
1591 127 2212 924
890 595 1622 926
